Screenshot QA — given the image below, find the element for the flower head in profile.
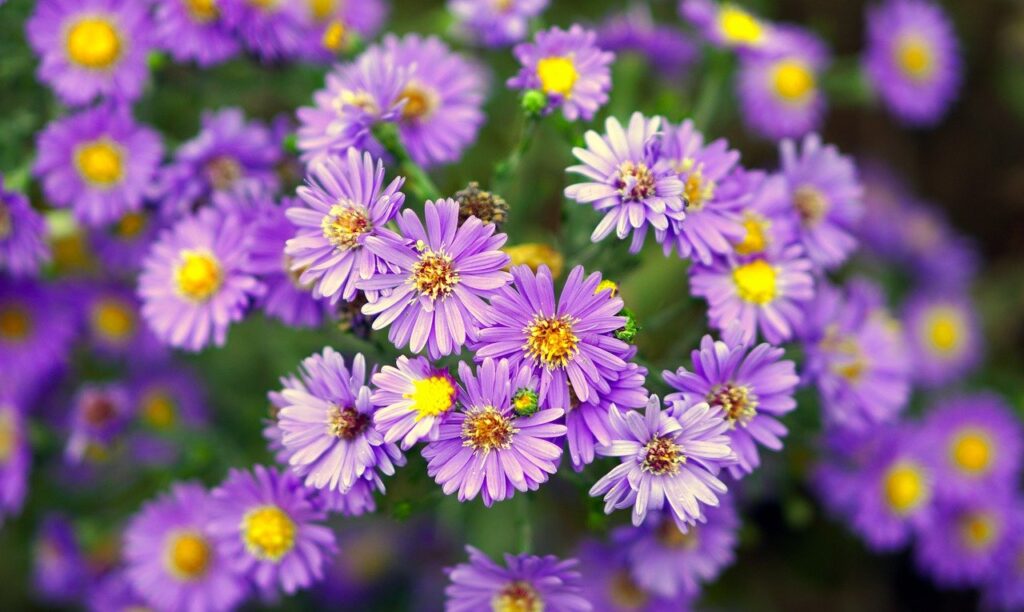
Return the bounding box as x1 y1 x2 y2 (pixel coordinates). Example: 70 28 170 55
0 175 49 277
445 546 591 612
902 292 981 388
0 400 30 524
152 0 240 67
449 0 549 47
590 395 734 530
372 356 458 450
565 113 686 253
914 494 1014 587
508 25 615 121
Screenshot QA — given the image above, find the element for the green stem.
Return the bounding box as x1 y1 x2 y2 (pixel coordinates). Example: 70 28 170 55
515 493 533 554
493 115 539 194
372 123 442 202
691 49 733 131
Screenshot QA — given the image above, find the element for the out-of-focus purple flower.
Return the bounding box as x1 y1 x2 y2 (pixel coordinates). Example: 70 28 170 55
33 515 87 603
590 396 734 530
130 366 207 432
289 0 388 58
26 0 154 105
360 198 511 358
89 209 164 276
914 494 1014 587
152 0 240 66
0 400 30 525
372 356 458 450
445 545 591 611
449 0 548 47
87 571 149 612
728 172 799 258
680 0 777 55
220 0 310 62
34 105 163 227
0 175 49 277
902 291 981 388
508 25 614 121
598 5 698 77
82 282 165 361
664 322 798 478
124 482 249 612
864 0 962 126
898 199 979 290
565 113 685 253
982 506 1024 610
576 539 691 611
65 384 132 463
0 279 76 396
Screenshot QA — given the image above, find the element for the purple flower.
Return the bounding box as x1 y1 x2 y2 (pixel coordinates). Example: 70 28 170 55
0 400 30 525
82 282 165 361
664 323 798 478
737 27 829 140
728 172 799 258
26 0 154 105
65 383 132 463
152 0 240 66
920 393 1022 503
286 149 406 305
590 396 734 530
445 546 591 612
901 291 982 388
598 6 698 78
0 279 76 395
779 134 863 270
359 198 511 358
914 494 1014 587
864 0 962 126
130 366 208 432
209 465 338 596
982 506 1024 610
88 572 149 612
219 0 310 62
372 355 459 450
139 206 264 352
89 208 164 276
680 0 777 54
275 348 404 492
475 264 629 411
449 0 549 47
565 113 686 253
124 482 248 612
508 25 615 121
290 0 387 53
576 539 689 611
0 175 49 277
566 356 649 472
422 358 566 507
34 105 163 226
33 515 87 602
898 199 979 290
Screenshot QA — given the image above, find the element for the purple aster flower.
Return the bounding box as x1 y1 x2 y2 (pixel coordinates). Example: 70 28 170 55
313 475 380 517
689 244 815 345
982 505 1024 610
209 465 338 596
598 6 698 78
371 356 459 450
445 546 590 612
616 496 739 599
285 149 405 304
902 291 982 388
89 208 165 276
779 134 863 270
88 571 149 612
920 393 1022 503
898 198 979 290
801 280 910 431
124 482 248 612
82 282 165 361
448 0 549 47
139 206 263 351
576 539 689 612
422 358 566 507
151 0 240 66
680 0 778 54
65 383 132 463
728 172 800 258
219 0 310 62
0 175 49 277
664 322 798 478
33 515 87 603
564 113 686 253
475 264 629 411
26 0 154 105
864 0 962 126
34 104 163 226
130 366 207 432
508 25 615 121
284 0 387 60
590 395 734 530
655 119 749 262
737 26 829 140
158 108 281 218
359 198 511 358
0 400 30 525
914 494 1013 587
0 279 76 393
275 348 404 493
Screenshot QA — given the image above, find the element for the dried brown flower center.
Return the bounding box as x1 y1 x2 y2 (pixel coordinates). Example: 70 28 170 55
326 406 369 440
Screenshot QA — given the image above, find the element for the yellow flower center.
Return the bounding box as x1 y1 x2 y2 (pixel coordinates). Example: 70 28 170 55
895 34 934 80
642 435 684 476
166 532 211 580
411 248 459 300
0 410 16 464
327 406 370 439
75 140 124 187
821 327 867 382
404 375 456 421
616 161 656 202
609 571 649 609
321 202 370 251
707 383 757 427
732 259 777 305
492 580 543 612
503 243 564 279
462 406 516 453
793 185 828 226
595 279 619 298
951 429 993 475
922 307 962 354
399 81 439 121
175 250 223 302
658 519 700 550
115 211 147 238
91 298 135 343
309 0 337 20
242 506 296 562
882 462 927 515
0 304 31 342
734 212 770 256
66 17 122 69
204 156 243 191
247 0 280 11
718 4 764 46
141 390 177 430
525 315 579 369
322 20 347 51
335 89 381 117
184 0 219 22
0 202 12 240
683 169 715 211
959 512 999 551
772 59 815 103
536 56 578 97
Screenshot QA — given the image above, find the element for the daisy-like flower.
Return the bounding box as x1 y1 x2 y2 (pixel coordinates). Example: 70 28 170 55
445 546 590 612
276 348 404 493
131 367 207 433
680 0 776 54
219 0 309 62
290 0 387 58
65 384 132 463
0 175 49 277
0 400 30 525
152 0 240 67
209 465 337 596
360 198 511 358
902 291 981 388
779 134 863 270
508 25 615 121
32 515 87 603
664 322 798 478
982 506 1024 610
26 0 154 105
449 0 549 48
590 395 734 530
372 356 458 450
158 108 281 218
914 494 1013 587
566 356 649 472
689 244 815 344
655 119 749 262
801 280 910 431
0 279 76 394
598 6 698 78
286 149 405 305
565 113 686 253
138 207 264 352
82 282 165 361
864 0 962 126
34 105 163 226
920 394 1022 503
727 172 799 259
89 208 164 276
422 358 566 506
616 496 739 599
475 264 629 411
737 27 829 140
576 539 688 612
124 482 248 612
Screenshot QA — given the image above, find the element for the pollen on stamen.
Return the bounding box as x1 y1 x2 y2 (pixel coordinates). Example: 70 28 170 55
411 249 460 300
321 202 370 251
641 435 684 475
524 314 580 369
326 406 370 440
461 406 516 453
615 161 656 202
707 383 758 427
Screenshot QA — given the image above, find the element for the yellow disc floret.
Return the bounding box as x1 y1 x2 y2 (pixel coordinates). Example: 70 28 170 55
882 462 928 515
411 249 459 300
504 244 564 279
718 4 764 46
242 505 296 562
399 81 439 121
461 406 516 453
166 532 211 580
91 298 135 342
141 390 177 430
75 140 124 187
895 34 934 80
734 212 769 256
405 375 456 421
0 304 31 342
492 581 543 612
525 315 579 369
772 59 815 103
732 259 777 305
536 56 578 97
923 307 962 355
175 250 223 302
960 511 999 551
66 17 122 70
951 429 993 475
185 0 219 22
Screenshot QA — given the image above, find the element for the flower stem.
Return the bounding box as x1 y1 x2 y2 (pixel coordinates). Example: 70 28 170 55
372 123 442 202
692 49 733 131
515 493 533 555
493 115 540 195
